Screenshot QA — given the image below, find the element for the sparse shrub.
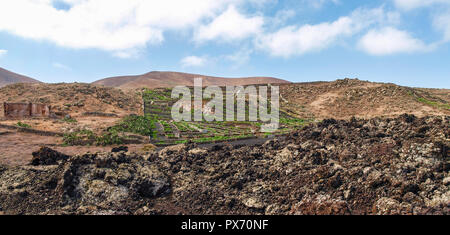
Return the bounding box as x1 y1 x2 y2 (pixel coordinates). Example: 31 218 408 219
16 122 31 128
280 118 306 126
63 129 126 146
63 129 96 146
95 129 125 146
110 115 157 138
417 97 450 110
62 117 77 123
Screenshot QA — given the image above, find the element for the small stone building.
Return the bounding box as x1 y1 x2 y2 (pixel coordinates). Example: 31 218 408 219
3 103 51 118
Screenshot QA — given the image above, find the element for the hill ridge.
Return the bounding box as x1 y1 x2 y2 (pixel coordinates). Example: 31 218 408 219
0 67 41 87
93 71 290 89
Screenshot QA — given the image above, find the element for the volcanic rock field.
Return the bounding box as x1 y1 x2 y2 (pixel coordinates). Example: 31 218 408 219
0 114 448 215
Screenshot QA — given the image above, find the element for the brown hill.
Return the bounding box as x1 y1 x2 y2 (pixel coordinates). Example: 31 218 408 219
93 71 290 89
0 83 141 118
0 67 41 87
280 78 450 119
1 77 448 121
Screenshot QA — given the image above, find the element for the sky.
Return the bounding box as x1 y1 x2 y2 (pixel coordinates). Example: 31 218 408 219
0 0 449 88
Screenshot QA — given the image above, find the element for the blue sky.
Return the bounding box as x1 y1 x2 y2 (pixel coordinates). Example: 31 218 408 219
0 0 449 88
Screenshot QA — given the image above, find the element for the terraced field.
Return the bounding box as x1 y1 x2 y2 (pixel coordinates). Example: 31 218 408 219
142 87 309 145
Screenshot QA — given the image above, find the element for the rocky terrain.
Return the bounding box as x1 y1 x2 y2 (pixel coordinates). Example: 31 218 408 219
0 83 141 118
0 114 448 215
280 78 450 119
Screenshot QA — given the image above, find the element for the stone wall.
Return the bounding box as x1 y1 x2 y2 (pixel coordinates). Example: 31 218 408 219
3 103 51 118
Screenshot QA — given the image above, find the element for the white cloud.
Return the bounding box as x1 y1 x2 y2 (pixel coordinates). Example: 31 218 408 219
52 62 71 70
194 5 264 43
393 1 450 48
0 1 445 61
256 8 394 57
225 48 253 68
0 0 241 56
257 18 353 57
112 49 142 59
0 49 7 57
433 12 450 42
247 0 275 8
269 9 297 28
303 0 340 9
393 0 450 10
181 56 207 67
358 27 430 55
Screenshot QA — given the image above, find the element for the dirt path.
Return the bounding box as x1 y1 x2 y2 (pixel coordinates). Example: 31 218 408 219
0 129 150 166
309 92 339 117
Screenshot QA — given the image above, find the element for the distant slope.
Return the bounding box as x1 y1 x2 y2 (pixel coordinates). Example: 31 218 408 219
0 67 41 87
2 74 447 121
93 71 291 89
280 78 450 120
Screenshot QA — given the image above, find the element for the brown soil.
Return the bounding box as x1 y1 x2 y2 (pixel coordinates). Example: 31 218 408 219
0 128 151 166
280 78 450 119
0 115 123 134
